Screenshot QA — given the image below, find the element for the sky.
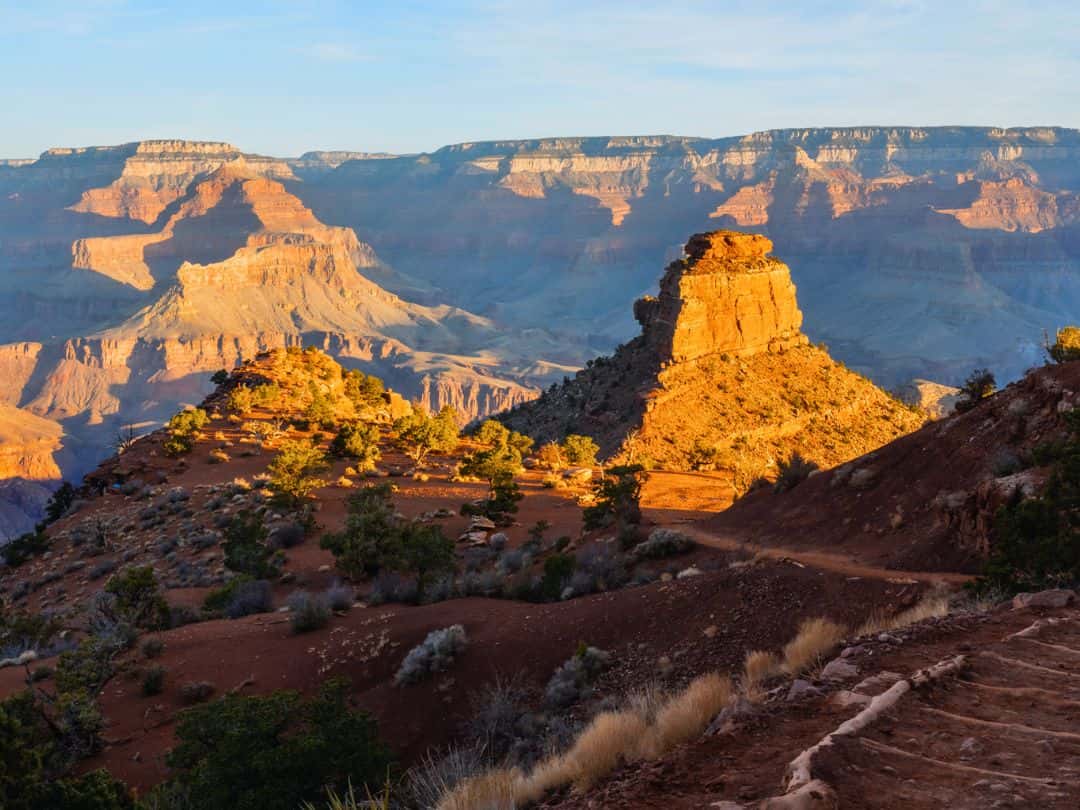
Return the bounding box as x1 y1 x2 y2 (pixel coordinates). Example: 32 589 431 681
2 0 1078 157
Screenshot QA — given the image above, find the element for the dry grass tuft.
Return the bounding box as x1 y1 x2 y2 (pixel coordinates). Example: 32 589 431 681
640 672 733 758
741 649 781 698
434 767 522 810
563 710 651 790
855 586 952 638
452 672 736 807
781 617 846 676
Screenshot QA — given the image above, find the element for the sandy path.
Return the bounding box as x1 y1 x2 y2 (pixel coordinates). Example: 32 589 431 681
673 525 971 585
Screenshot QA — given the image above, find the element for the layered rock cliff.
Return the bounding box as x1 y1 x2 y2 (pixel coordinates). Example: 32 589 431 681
301 127 1080 386
0 405 64 540
499 231 923 483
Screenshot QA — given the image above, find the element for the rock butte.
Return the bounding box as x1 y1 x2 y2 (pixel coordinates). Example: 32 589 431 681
499 230 923 481
637 231 807 363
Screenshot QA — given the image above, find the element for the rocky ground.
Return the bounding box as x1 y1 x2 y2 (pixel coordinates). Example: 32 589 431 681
541 594 1080 809
2 349 1076 807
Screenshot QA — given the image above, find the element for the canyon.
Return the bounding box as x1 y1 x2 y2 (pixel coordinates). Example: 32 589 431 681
2 127 1080 536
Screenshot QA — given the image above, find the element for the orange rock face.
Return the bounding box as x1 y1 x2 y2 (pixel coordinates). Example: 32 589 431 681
641 231 806 364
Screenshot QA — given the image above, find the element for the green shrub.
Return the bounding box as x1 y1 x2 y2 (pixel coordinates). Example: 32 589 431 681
562 434 599 466
165 679 390 810
287 591 331 633
223 512 275 578
226 386 256 415
44 482 76 524
305 392 338 431
974 409 1080 593
582 465 647 532
536 442 566 470
393 406 459 465
203 575 253 613
320 484 400 579
141 638 165 659
253 382 282 407
211 369 230 386
774 451 819 493
104 566 169 630
541 553 576 600
320 485 453 599
164 408 209 457
142 666 166 696
472 419 509 448
343 370 385 409
168 408 209 436
398 524 455 602
955 368 996 413
0 610 51 649
329 422 381 470
267 440 329 506
1 528 50 567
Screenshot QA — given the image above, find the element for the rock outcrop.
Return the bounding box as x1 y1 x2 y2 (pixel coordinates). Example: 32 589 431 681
499 231 923 482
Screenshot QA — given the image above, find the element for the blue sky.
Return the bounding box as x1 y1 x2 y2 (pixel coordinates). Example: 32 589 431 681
2 0 1078 157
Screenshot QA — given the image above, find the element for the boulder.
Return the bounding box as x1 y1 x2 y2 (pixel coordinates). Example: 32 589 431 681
786 679 822 702
563 467 593 482
820 657 859 682
1011 589 1076 610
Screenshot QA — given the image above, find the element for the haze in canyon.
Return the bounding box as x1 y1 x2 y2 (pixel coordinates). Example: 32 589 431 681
1 127 1080 535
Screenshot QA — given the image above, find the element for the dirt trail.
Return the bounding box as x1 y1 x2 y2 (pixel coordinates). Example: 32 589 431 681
674 525 972 585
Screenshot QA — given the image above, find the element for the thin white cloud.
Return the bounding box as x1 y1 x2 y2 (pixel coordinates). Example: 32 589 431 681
306 43 374 63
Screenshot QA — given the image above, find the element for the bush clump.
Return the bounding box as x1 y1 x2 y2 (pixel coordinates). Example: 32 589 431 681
142 666 166 696
163 408 209 457
632 528 696 560
104 566 170 630
329 422 381 470
393 406 460 465
582 465 647 535
773 451 819 493
224 579 274 619
544 645 611 709
165 679 390 810
975 408 1080 593
562 434 599 466
321 484 454 601
267 440 329 507
223 511 278 579
394 625 468 686
955 368 996 413
287 591 331 633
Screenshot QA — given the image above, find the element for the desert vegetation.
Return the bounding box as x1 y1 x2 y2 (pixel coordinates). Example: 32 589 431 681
975 407 1080 593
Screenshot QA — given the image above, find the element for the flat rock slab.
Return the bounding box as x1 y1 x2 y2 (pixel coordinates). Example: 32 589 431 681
1012 589 1076 610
